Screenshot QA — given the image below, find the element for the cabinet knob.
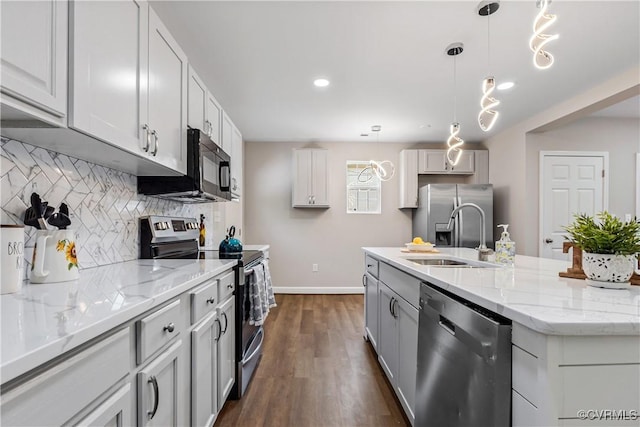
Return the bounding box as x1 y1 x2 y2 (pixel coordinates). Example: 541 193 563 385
227 284 233 289
206 297 215 304
163 322 175 333
544 238 553 244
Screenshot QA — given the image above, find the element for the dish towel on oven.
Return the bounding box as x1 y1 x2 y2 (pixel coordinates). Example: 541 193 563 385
249 260 276 326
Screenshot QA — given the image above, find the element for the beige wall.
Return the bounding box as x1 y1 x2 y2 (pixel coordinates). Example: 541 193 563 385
244 140 434 291
485 66 640 256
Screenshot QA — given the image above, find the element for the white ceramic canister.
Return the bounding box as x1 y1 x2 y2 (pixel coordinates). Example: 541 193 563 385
1 225 25 294
30 229 79 284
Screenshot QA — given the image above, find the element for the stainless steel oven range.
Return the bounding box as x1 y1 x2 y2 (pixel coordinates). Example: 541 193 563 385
139 215 264 400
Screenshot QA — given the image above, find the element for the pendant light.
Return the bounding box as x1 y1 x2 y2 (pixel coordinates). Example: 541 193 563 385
477 0 500 132
529 0 558 70
445 42 464 166
358 125 395 182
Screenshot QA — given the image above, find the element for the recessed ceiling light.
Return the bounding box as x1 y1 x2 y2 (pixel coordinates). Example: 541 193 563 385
497 81 515 90
313 78 330 88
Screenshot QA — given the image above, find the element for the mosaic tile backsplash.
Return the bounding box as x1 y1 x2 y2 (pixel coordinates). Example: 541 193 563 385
1 137 219 276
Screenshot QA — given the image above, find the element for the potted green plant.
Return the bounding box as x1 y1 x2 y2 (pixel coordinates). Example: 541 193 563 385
564 211 640 289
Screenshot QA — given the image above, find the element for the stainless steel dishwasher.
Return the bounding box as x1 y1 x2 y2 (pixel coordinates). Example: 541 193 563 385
415 282 512 427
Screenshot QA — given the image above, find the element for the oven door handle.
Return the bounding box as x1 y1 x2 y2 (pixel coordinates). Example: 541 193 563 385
242 328 264 366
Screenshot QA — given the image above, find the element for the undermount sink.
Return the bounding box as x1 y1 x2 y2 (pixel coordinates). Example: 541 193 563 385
404 258 489 268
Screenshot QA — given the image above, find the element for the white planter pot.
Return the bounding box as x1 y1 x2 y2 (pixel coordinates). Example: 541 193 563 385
582 252 636 288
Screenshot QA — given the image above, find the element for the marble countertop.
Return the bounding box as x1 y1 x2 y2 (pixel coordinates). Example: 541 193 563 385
1 258 236 384
364 247 640 336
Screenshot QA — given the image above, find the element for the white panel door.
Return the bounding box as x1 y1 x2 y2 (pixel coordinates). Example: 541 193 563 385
187 66 207 133
70 0 148 153
148 8 187 173
216 297 235 408
1 0 67 118
540 153 606 260
206 93 222 146
311 149 329 206
191 312 218 427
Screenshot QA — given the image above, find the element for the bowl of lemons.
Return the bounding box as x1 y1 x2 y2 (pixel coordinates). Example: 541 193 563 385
406 237 436 252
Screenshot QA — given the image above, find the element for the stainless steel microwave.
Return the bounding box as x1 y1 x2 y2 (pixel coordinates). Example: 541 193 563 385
138 129 231 203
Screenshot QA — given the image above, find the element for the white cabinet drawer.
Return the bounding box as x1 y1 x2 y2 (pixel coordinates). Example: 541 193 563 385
136 299 182 364
190 278 218 325
218 271 235 302
1 329 130 427
379 261 420 308
365 254 379 278
512 345 540 406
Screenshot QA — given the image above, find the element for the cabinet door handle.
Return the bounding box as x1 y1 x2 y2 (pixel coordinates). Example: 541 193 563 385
151 130 159 156
389 297 394 316
312 195 316 204
147 375 159 420
142 124 151 152
392 299 399 318
163 322 175 333
215 318 222 341
222 312 228 334
206 297 215 304
362 274 367 287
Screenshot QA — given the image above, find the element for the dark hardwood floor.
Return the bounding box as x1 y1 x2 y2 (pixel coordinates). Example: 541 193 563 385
215 294 409 427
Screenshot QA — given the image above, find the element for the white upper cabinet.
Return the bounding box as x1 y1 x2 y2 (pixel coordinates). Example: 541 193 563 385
69 0 148 156
230 124 243 198
0 0 67 125
221 111 233 155
69 1 186 174
187 66 207 133
206 92 222 146
147 7 188 174
187 66 222 146
292 148 329 208
220 111 243 198
399 149 419 209
418 149 475 174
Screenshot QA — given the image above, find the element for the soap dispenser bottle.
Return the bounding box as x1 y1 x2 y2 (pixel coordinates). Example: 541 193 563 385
495 224 515 266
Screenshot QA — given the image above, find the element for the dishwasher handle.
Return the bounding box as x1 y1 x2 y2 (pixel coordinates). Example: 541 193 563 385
421 293 505 363
438 315 456 335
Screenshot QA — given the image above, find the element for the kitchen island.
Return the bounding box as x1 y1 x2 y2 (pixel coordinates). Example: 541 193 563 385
363 247 640 427
1 258 237 426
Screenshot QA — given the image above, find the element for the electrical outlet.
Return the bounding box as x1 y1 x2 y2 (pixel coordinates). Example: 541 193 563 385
312 263 319 272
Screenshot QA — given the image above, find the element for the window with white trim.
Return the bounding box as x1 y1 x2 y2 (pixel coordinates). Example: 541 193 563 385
346 161 381 214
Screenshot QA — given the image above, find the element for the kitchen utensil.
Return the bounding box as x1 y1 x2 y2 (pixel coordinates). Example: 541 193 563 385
30 229 79 283
23 207 41 229
47 212 71 230
43 204 54 221
30 193 49 230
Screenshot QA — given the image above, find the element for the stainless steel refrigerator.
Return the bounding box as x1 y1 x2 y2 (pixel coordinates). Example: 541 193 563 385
412 184 494 249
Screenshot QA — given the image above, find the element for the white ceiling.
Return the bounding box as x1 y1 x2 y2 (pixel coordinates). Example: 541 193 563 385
150 1 640 144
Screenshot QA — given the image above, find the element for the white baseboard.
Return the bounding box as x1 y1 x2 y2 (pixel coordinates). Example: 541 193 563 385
273 286 364 294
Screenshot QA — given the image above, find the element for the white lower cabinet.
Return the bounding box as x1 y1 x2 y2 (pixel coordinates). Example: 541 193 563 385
138 339 183 427
191 311 219 427
217 296 236 408
74 383 132 427
0 329 130 426
377 282 418 425
363 272 379 350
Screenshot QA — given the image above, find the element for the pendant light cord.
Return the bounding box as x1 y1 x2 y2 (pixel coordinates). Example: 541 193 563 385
453 55 458 122
487 4 491 73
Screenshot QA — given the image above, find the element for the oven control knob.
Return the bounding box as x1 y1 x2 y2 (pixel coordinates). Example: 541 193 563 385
154 222 163 230
164 222 170 230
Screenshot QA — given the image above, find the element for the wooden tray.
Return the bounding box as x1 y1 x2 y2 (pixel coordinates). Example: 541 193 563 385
401 248 440 254
558 242 640 286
